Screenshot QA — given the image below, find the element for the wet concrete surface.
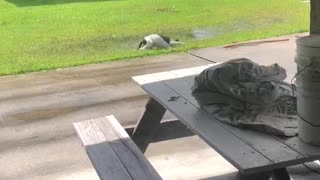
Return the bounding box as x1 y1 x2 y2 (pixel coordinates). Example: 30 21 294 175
0 53 209 180
1 34 320 180
190 34 306 81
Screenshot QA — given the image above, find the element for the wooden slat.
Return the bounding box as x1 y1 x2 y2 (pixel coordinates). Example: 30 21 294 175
157 74 305 167
304 161 320 174
74 116 162 180
74 119 133 180
132 63 216 85
287 164 320 180
276 137 320 160
135 76 272 174
188 64 217 74
96 116 162 180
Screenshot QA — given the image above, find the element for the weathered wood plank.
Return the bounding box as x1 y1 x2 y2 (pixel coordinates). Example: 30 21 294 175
74 120 133 180
158 74 305 167
276 136 320 160
304 161 320 174
96 116 162 180
74 116 162 180
131 98 166 153
132 63 216 85
311 0 320 34
170 69 198 78
138 78 272 174
287 164 320 180
188 64 217 74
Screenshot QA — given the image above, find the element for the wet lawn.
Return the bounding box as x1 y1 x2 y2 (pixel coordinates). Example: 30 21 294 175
0 0 309 75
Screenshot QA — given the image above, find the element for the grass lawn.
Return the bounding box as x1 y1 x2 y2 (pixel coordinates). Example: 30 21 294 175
0 0 309 75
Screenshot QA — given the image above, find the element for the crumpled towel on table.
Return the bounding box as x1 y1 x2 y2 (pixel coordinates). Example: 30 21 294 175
192 58 297 137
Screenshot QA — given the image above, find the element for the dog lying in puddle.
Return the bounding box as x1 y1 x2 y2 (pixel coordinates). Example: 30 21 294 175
138 34 183 50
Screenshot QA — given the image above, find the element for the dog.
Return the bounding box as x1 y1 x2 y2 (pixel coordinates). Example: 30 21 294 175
138 34 183 50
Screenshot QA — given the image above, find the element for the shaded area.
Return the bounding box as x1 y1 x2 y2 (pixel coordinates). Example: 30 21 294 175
200 172 237 180
0 54 207 179
5 0 122 7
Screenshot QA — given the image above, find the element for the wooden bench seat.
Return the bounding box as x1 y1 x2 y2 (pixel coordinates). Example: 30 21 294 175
73 115 162 180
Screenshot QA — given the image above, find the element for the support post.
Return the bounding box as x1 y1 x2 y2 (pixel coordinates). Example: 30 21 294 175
132 98 166 153
272 168 291 180
311 0 320 34
236 171 271 180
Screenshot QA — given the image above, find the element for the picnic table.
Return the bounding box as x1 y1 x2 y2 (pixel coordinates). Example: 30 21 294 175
131 63 320 180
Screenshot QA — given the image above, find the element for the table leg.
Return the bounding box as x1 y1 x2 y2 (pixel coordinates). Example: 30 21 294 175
272 168 290 180
237 168 290 180
132 97 166 153
236 172 271 180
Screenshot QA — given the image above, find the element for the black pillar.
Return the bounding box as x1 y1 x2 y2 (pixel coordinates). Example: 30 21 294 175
311 0 320 34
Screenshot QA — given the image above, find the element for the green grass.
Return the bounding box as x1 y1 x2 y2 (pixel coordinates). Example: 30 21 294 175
0 0 309 75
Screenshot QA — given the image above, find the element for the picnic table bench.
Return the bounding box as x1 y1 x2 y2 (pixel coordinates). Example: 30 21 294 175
74 115 162 180
131 63 320 180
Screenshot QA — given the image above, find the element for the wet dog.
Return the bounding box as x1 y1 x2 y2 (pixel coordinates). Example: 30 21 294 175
138 34 183 50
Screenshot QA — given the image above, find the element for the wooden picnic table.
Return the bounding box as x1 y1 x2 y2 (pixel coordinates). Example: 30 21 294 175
131 63 320 180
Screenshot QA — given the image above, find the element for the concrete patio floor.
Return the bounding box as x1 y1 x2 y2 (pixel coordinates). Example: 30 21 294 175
1 34 320 180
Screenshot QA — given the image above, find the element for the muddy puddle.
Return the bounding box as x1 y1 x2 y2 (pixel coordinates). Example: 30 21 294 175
192 27 224 39
191 17 284 40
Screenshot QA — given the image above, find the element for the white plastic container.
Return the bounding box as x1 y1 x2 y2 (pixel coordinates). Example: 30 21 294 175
296 35 320 146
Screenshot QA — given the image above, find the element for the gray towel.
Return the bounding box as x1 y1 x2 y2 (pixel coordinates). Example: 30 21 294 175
192 58 297 137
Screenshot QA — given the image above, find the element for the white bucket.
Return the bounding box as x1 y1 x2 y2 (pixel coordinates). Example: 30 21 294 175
296 35 320 146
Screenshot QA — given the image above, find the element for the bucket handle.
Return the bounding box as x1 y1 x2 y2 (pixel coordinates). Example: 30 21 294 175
297 111 320 127
291 62 313 85
290 63 313 95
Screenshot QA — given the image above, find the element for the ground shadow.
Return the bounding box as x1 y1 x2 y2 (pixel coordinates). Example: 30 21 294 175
6 0 122 7
200 172 238 180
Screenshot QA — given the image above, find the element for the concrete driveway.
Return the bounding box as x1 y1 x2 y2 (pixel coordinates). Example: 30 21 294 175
1 34 320 180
